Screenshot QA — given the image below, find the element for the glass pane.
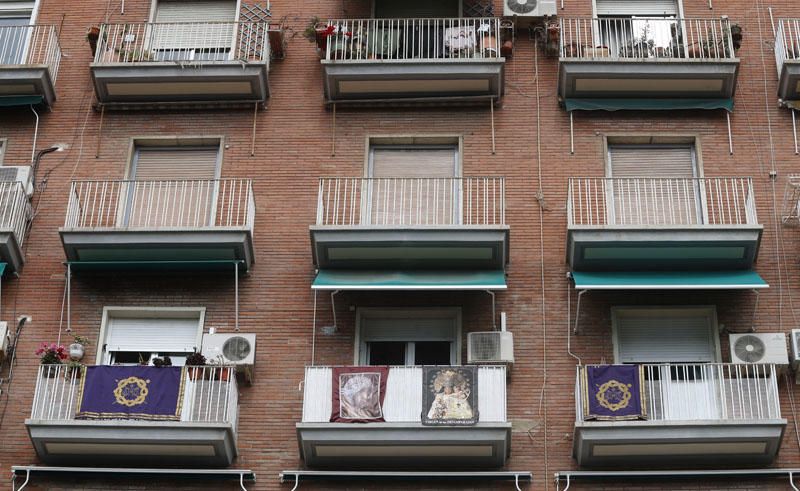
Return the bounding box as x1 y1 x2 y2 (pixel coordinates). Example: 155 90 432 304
368 341 406 365
110 351 153 365
0 17 31 65
414 341 451 365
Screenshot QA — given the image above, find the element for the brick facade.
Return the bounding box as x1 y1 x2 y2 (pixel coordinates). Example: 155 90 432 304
1 0 800 490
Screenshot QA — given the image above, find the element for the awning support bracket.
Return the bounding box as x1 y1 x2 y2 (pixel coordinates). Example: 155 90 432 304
331 103 336 156
751 288 760 332
235 261 240 331
13 468 30 491
486 289 497 330
573 289 587 335
250 102 258 157
793 109 799 155
95 105 105 158
727 110 734 155
569 111 575 154
490 99 496 155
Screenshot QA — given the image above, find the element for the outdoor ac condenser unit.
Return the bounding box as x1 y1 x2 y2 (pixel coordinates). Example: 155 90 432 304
0 166 33 196
468 313 514 364
503 0 557 17
201 333 256 383
729 332 789 365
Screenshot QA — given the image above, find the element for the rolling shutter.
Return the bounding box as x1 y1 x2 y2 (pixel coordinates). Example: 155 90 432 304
132 147 219 180
615 308 717 363
374 0 460 19
153 0 237 50
595 0 678 16
106 316 199 353
361 316 457 342
608 145 695 177
370 147 457 178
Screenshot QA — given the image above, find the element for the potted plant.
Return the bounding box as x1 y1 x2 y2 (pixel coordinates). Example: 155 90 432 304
152 355 172 368
185 351 206 380
36 343 68 377
65 360 84 380
69 334 90 361
303 17 332 56
207 355 232 382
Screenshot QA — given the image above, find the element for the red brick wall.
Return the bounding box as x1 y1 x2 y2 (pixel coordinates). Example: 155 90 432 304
2 0 800 490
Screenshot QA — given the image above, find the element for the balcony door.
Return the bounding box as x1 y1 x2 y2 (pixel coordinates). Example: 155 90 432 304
612 307 721 420
373 0 460 18
357 308 460 366
149 0 238 62
607 144 702 226
366 145 460 226
0 2 34 65
123 145 221 228
594 0 681 58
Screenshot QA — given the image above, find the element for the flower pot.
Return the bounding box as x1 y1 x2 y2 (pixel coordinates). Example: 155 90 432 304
217 368 231 382
41 364 60 378
187 366 204 381
69 343 85 361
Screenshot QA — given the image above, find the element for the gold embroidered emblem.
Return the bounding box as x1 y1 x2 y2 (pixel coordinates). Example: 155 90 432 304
113 376 150 407
595 379 632 412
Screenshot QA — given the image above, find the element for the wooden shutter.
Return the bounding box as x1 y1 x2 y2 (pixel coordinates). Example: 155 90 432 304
127 147 219 228
106 316 199 353
615 308 717 363
153 0 237 51
608 145 699 225
595 0 678 16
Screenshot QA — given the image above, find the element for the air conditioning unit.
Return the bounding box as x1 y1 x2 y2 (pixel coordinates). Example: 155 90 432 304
791 329 800 369
503 0 557 19
0 166 33 196
201 333 256 384
0 322 9 361
730 332 789 365
468 331 514 364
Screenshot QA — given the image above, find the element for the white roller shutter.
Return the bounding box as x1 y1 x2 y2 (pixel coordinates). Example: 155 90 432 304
614 308 717 363
609 145 695 178
595 0 678 16
370 147 457 178
152 0 237 50
106 316 200 352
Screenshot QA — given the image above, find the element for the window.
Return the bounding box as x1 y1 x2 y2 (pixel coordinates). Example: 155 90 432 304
150 0 238 61
366 142 460 225
124 141 221 228
607 142 700 225
0 1 34 65
0 139 5 165
98 307 205 366
356 308 461 366
594 0 681 58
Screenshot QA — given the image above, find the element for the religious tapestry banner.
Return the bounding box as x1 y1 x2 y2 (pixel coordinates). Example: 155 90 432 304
76 366 184 421
330 366 389 423
582 364 646 421
422 366 479 426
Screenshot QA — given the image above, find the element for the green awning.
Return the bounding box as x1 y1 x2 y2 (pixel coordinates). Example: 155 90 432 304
571 270 768 290
565 98 734 112
0 263 6 277
0 95 44 107
312 270 507 290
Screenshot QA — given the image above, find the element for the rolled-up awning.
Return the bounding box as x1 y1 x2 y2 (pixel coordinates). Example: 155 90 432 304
571 270 768 290
564 98 734 112
312 269 507 290
0 95 44 107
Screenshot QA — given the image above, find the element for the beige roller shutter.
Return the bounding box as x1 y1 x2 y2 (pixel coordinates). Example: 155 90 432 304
126 147 220 228
595 0 678 16
614 308 717 363
152 0 237 50
608 145 700 225
368 146 458 225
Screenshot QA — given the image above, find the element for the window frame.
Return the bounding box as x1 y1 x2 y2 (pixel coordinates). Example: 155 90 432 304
96 306 206 365
354 307 462 366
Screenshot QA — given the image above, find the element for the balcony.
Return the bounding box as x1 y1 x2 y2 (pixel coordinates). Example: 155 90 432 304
0 24 61 107
0 181 32 273
775 19 800 101
26 365 239 466
566 177 762 272
60 179 255 271
573 363 785 468
297 365 510 469
91 22 269 108
311 177 508 284
320 18 506 105
558 18 738 106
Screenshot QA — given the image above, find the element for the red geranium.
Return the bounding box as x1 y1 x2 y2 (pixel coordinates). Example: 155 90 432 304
36 342 68 364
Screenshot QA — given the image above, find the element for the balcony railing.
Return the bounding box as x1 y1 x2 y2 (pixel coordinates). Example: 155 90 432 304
567 177 757 227
560 17 735 61
93 22 269 65
30 365 238 425
0 24 61 80
317 177 505 227
302 365 507 423
776 19 800 75
0 181 31 248
322 17 502 62
64 179 255 231
576 364 781 423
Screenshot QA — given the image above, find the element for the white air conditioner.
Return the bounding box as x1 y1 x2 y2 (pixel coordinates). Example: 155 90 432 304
730 332 789 365
201 333 256 383
0 322 9 361
791 329 800 370
503 0 557 18
468 331 514 364
0 166 33 196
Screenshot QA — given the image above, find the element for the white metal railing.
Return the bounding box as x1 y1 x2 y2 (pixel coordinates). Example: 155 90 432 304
30 365 238 426
567 177 757 227
64 179 255 231
302 365 506 423
560 17 735 60
317 177 505 226
776 19 800 77
575 364 781 423
0 181 31 248
93 22 269 65
0 24 61 81
323 18 502 61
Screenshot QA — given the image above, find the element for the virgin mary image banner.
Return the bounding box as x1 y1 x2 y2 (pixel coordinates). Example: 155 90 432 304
422 366 478 426
330 366 389 423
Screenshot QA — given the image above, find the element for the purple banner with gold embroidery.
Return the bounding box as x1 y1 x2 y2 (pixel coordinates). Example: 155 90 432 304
76 366 184 421
582 365 646 421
